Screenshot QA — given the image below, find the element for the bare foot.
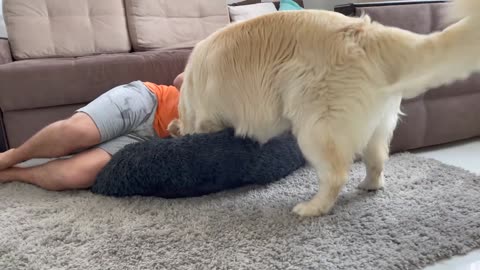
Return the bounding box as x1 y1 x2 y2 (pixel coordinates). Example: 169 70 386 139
0 149 16 171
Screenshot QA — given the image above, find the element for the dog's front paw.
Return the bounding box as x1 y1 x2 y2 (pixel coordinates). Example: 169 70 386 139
292 201 326 217
357 175 385 191
167 119 182 138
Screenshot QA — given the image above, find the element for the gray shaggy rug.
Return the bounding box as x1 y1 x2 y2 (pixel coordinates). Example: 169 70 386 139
0 153 479 270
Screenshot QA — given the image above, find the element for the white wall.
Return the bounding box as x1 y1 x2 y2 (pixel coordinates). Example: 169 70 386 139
0 0 7 38
0 0 6 38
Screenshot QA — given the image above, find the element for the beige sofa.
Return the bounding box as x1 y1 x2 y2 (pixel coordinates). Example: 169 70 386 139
2 0 478 154
4 0 229 60
0 0 305 151
0 0 230 150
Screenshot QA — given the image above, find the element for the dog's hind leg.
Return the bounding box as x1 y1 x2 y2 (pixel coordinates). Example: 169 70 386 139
358 106 400 191
292 122 354 217
195 116 226 134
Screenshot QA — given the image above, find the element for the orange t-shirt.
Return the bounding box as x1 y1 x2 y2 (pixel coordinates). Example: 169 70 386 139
143 82 179 138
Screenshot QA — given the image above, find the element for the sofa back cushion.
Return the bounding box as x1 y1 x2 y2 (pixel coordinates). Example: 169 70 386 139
354 2 452 34
125 0 230 51
3 0 131 60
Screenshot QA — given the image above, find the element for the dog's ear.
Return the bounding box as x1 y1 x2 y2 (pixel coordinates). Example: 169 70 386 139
167 119 182 138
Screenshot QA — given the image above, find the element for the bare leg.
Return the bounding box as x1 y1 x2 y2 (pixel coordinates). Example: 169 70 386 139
0 148 110 191
292 123 353 217
0 113 101 170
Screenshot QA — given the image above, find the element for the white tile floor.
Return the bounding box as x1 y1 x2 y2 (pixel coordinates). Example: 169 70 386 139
412 138 480 270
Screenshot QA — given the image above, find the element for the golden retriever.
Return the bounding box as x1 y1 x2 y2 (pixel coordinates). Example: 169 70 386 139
169 0 480 217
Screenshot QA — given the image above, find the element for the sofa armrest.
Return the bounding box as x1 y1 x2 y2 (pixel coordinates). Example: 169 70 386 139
0 38 13 65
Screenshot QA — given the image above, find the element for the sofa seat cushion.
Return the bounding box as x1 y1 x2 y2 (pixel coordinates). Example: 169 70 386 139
0 49 191 112
421 74 480 100
125 0 230 51
392 89 480 152
3 0 131 60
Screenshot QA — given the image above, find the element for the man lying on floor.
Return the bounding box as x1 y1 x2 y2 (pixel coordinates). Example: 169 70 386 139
0 73 184 190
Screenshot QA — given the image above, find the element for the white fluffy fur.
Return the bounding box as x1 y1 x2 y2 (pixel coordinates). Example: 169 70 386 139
169 0 480 217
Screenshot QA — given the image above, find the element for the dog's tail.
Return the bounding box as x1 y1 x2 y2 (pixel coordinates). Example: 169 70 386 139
385 0 480 99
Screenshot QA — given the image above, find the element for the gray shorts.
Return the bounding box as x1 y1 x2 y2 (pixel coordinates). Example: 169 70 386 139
77 81 158 155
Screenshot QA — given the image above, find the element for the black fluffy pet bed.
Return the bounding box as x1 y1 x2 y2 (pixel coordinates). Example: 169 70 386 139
91 129 305 198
